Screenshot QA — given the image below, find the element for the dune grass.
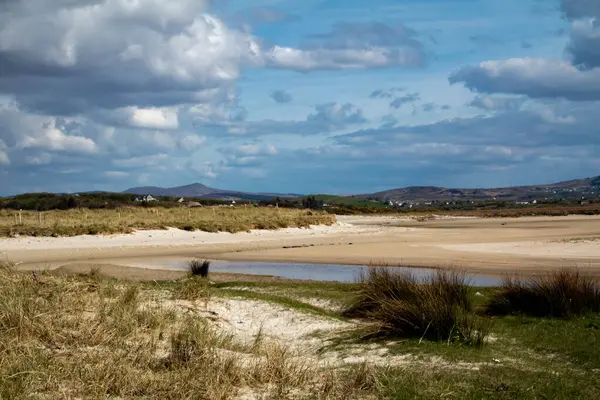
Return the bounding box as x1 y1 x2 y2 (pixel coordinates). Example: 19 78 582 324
189 258 210 278
0 207 336 237
343 268 491 345
0 263 383 399
2 262 600 398
486 269 600 317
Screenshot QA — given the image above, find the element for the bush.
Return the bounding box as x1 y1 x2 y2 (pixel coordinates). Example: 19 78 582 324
344 268 489 345
188 259 210 278
486 269 600 317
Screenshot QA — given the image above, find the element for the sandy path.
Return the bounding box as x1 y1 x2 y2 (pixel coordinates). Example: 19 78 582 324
3 215 600 275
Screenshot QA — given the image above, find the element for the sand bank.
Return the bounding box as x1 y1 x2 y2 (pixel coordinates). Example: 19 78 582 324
3 215 600 275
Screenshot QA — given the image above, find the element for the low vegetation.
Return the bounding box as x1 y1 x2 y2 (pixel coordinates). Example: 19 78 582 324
0 263 382 399
2 263 599 399
486 269 600 317
0 207 336 237
344 268 490 345
189 258 211 278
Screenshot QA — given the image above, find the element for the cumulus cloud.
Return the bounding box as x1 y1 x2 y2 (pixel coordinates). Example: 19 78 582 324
0 0 262 115
265 22 427 71
219 141 278 168
561 0 600 20
450 1 600 101
567 17 600 69
270 90 293 103
307 103 367 125
449 58 600 101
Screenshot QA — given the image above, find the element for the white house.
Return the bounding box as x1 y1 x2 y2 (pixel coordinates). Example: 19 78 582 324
135 195 157 202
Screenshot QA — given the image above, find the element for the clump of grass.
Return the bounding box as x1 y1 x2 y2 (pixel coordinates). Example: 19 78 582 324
344 268 489 345
172 278 212 302
189 258 210 278
486 268 600 317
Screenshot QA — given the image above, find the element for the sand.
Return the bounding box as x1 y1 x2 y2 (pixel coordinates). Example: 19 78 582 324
3 214 600 276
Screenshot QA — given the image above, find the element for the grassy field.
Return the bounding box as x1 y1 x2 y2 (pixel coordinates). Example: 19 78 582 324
0 207 336 237
2 262 599 399
310 194 389 208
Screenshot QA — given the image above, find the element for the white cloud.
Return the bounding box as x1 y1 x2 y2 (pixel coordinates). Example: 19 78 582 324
450 58 600 101
129 107 179 130
0 150 9 165
20 120 97 153
0 0 262 114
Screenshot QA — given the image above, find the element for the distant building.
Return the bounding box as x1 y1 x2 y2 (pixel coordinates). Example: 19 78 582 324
135 195 157 202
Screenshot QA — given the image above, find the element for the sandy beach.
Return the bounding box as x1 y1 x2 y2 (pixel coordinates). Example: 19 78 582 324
3 214 600 277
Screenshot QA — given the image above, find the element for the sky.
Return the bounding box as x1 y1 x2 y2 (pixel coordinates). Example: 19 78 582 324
1 0 600 195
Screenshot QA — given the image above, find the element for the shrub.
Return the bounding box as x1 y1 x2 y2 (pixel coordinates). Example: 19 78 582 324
188 259 210 278
344 268 489 345
486 269 600 317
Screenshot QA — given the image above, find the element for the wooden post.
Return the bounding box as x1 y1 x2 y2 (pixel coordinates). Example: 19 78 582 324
18 210 22 225
38 212 42 226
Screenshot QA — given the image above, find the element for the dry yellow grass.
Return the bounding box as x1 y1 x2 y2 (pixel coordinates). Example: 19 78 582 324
0 207 336 237
0 262 381 399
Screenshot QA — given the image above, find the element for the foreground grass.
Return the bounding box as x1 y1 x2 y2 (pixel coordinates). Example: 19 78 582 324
0 207 335 237
344 268 490 345
2 263 599 399
0 265 379 399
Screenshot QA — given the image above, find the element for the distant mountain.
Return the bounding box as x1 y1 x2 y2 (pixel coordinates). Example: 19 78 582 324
356 176 600 203
123 183 302 201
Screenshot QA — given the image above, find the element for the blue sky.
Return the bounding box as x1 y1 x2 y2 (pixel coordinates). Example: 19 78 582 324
1 0 599 195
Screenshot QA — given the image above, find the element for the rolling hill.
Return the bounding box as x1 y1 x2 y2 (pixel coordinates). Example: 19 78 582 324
356 176 600 203
123 183 302 201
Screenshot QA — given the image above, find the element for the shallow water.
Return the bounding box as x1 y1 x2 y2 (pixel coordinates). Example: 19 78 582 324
141 258 502 286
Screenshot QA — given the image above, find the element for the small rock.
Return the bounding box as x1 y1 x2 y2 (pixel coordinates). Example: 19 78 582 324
475 292 484 296
493 358 501 363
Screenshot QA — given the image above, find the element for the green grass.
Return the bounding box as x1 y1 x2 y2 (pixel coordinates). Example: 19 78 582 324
309 194 390 208
215 280 359 304
218 288 344 320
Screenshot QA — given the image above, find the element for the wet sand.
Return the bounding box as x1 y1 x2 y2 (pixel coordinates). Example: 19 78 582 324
3 215 600 278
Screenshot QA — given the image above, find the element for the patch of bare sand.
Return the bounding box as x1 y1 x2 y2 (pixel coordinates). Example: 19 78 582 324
439 240 600 258
146 293 491 371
